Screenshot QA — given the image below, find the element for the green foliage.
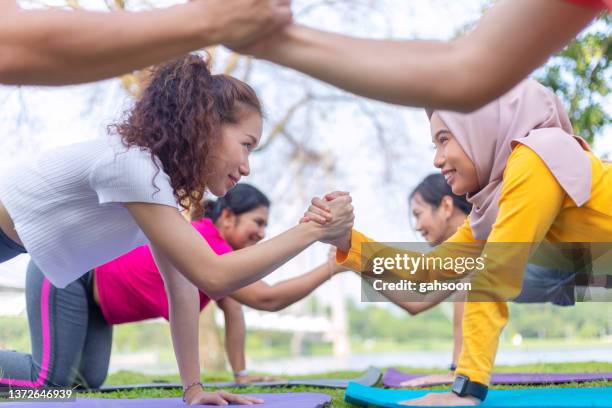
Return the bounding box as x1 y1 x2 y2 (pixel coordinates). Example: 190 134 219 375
346 300 611 344
0 317 30 352
1 301 609 361
536 15 611 144
347 299 454 343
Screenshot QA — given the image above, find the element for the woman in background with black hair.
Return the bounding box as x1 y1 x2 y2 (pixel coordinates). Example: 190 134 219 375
360 174 577 388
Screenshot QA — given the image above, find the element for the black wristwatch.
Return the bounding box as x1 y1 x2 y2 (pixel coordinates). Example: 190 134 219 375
452 375 488 402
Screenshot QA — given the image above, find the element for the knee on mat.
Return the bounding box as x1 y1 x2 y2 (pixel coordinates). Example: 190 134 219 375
78 371 108 389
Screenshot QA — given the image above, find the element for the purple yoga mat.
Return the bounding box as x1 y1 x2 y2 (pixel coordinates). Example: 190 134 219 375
383 368 612 388
0 393 331 408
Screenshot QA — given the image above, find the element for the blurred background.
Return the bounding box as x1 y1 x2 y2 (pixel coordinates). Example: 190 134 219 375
0 0 610 377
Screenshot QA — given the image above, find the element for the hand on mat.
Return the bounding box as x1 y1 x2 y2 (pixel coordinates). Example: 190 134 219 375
235 374 279 385
399 373 454 388
302 192 353 252
399 392 479 406
219 0 292 49
185 388 263 405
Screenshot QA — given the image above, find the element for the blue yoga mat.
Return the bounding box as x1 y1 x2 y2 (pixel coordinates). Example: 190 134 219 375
345 382 612 407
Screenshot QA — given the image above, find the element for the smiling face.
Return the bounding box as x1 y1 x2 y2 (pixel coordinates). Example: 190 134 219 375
410 192 449 246
219 205 269 250
206 109 263 197
430 113 479 196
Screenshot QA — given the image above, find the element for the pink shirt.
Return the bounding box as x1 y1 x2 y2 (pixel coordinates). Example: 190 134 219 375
95 218 233 325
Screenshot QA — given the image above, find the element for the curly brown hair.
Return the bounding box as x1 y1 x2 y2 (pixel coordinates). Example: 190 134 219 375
109 54 262 214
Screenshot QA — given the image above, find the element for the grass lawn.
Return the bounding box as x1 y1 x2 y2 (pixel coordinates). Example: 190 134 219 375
77 362 612 407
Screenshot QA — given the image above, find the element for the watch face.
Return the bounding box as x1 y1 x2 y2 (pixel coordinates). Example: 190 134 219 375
452 375 468 396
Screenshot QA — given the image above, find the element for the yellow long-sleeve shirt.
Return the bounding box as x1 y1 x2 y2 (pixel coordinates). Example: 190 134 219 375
337 144 612 385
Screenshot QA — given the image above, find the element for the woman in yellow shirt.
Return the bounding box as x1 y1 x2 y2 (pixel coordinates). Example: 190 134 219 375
305 79 612 406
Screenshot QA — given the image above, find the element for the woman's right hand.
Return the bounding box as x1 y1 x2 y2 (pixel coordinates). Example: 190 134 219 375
302 191 353 252
185 387 263 405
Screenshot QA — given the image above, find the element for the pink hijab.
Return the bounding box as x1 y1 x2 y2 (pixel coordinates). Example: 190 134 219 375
431 79 592 240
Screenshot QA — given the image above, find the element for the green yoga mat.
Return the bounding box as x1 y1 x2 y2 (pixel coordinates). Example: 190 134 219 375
344 382 612 407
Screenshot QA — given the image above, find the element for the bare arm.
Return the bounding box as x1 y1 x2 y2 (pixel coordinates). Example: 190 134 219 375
360 273 461 316
152 246 263 405
0 0 290 85
230 259 341 312
151 244 202 392
216 297 247 375
126 198 352 300
245 0 600 111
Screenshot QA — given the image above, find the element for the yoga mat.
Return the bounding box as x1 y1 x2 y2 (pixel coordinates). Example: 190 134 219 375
345 382 612 407
383 368 612 387
1 393 331 408
95 367 381 392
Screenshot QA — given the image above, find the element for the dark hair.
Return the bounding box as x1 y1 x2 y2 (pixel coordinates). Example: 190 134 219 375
192 183 270 222
409 173 472 215
109 54 262 215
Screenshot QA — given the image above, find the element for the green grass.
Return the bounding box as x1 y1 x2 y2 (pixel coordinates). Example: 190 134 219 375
71 362 612 407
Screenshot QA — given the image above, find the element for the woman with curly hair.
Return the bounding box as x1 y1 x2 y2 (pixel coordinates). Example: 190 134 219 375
0 54 353 405
2 183 346 393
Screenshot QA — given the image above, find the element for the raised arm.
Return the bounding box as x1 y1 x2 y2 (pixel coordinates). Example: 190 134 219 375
243 0 600 112
230 255 344 312
126 194 352 300
0 0 290 85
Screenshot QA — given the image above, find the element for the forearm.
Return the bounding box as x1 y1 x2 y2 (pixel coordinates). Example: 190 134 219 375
360 273 456 315
196 223 322 299
168 285 202 387
338 229 482 283
256 0 600 111
264 262 332 310
152 245 202 387
129 204 323 301
220 302 247 373
0 3 215 85
451 300 465 365
457 301 508 385
234 262 333 312
258 25 468 110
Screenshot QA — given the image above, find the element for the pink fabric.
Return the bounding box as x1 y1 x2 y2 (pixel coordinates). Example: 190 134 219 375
0 279 52 387
95 218 233 325
431 79 592 240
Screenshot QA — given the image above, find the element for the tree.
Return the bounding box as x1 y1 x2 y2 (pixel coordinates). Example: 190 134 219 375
536 14 611 144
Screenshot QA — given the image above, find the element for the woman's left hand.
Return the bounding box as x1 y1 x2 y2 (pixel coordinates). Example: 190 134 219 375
399 392 479 406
